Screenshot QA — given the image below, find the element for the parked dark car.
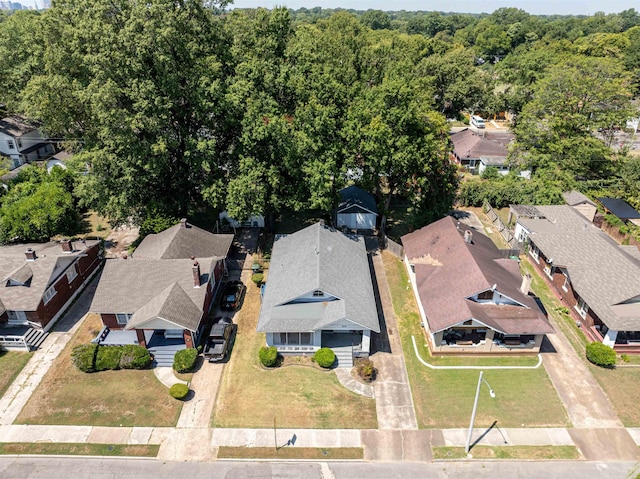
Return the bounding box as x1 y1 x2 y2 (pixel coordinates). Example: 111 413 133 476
203 317 235 362
221 280 246 311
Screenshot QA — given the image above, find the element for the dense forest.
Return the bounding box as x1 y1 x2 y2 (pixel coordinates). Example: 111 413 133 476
0 2 639 241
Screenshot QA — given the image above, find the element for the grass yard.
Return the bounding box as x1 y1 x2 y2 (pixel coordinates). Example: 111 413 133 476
457 207 511 249
0 350 32 399
76 211 112 239
433 446 580 460
211 270 377 429
382 252 569 429
0 443 159 457
15 314 182 427
522 259 640 426
218 447 363 460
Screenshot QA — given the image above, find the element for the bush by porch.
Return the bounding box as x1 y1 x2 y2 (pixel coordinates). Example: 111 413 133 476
212 266 377 429
383 252 569 428
15 314 183 427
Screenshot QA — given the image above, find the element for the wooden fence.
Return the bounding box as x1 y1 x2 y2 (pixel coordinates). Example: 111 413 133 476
483 201 522 250
384 237 404 259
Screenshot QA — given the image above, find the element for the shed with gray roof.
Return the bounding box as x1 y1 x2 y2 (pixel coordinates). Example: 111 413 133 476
257 222 379 365
336 185 378 231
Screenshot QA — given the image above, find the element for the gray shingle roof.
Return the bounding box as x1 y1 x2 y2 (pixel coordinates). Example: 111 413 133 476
133 220 233 260
257 222 379 333
450 128 510 160
125 282 203 331
0 240 100 312
402 216 552 335
518 205 640 331
563 190 596 207
0 116 38 137
90 257 213 331
337 185 378 215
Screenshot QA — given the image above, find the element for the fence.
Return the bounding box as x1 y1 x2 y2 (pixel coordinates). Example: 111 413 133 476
483 201 521 250
384 237 404 259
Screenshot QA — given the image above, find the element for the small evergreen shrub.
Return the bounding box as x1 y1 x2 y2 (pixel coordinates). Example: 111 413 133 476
71 344 98 372
586 342 616 368
95 345 123 371
356 358 376 382
173 348 198 373
169 383 189 400
259 346 278 367
252 272 264 286
620 354 630 363
314 347 336 368
119 345 151 369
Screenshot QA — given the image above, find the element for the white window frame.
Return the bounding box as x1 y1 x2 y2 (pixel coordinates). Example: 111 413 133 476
116 313 131 325
562 273 569 292
312 290 324 297
528 243 540 263
543 263 553 279
66 265 78 283
16 138 22 148
7 139 15 150
575 297 588 319
43 286 56 304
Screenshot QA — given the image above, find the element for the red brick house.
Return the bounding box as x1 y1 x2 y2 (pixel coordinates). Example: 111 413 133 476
402 216 552 355
90 219 233 365
515 205 640 353
0 239 102 331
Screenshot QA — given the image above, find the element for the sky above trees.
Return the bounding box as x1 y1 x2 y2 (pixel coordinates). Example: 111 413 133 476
226 1 640 16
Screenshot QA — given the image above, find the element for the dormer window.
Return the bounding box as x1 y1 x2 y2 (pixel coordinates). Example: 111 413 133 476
313 290 324 297
7 139 15 149
477 290 493 301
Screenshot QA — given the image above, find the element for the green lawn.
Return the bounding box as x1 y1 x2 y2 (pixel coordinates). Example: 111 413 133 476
212 272 377 429
0 443 159 457
15 314 182 427
383 252 569 429
0 350 32 399
433 445 580 460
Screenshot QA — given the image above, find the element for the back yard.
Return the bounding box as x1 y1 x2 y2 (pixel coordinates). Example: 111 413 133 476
211 269 377 429
15 314 182 427
383 252 569 429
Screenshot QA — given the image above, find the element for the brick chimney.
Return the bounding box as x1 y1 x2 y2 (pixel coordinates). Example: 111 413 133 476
520 274 532 295
464 230 473 244
180 218 188 228
25 248 37 261
192 260 201 288
61 239 74 253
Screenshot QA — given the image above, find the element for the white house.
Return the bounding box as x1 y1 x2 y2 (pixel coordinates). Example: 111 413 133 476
257 222 380 367
0 116 54 170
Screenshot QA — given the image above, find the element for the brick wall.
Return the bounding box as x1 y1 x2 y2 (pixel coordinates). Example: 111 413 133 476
101 313 121 329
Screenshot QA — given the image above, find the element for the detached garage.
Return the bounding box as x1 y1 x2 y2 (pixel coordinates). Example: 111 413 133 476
336 185 378 231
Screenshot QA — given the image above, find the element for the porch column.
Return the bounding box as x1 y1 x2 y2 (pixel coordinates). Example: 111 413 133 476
184 330 194 348
362 330 371 354
484 330 495 351
533 334 543 349
433 331 444 346
603 329 618 347
135 329 147 348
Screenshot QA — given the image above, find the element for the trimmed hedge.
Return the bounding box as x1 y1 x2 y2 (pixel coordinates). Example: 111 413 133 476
314 347 336 368
119 345 152 369
173 348 198 373
71 344 151 372
259 346 278 367
251 272 264 286
169 383 189 400
71 344 99 373
586 342 616 368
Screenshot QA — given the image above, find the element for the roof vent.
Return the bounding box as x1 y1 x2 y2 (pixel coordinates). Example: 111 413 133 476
464 230 473 244
180 218 188 228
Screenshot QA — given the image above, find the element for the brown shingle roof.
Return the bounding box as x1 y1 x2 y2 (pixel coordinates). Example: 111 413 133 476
0 116 38 137
450 128 510 160
132 220 233 260
402 216 552 335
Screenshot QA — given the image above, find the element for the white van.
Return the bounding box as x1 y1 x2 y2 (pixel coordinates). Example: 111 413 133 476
470 115 485 129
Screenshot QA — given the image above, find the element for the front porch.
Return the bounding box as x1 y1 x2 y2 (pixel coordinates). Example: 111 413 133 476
93 327 187 367
430 327 543 354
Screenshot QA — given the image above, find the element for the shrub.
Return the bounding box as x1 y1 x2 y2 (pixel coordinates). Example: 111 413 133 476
259 346 278 367
173 348 198 373
119 345 151 369
252 272 264 286
169 383 189 400
314 347 336 368
356 358 376 382
71 344 98 372
586 342 616 368
95 345 123 371
620 354 630 363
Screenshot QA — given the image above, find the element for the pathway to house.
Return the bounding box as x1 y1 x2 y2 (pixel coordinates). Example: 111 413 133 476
0 275 99 425
369 248 418 431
